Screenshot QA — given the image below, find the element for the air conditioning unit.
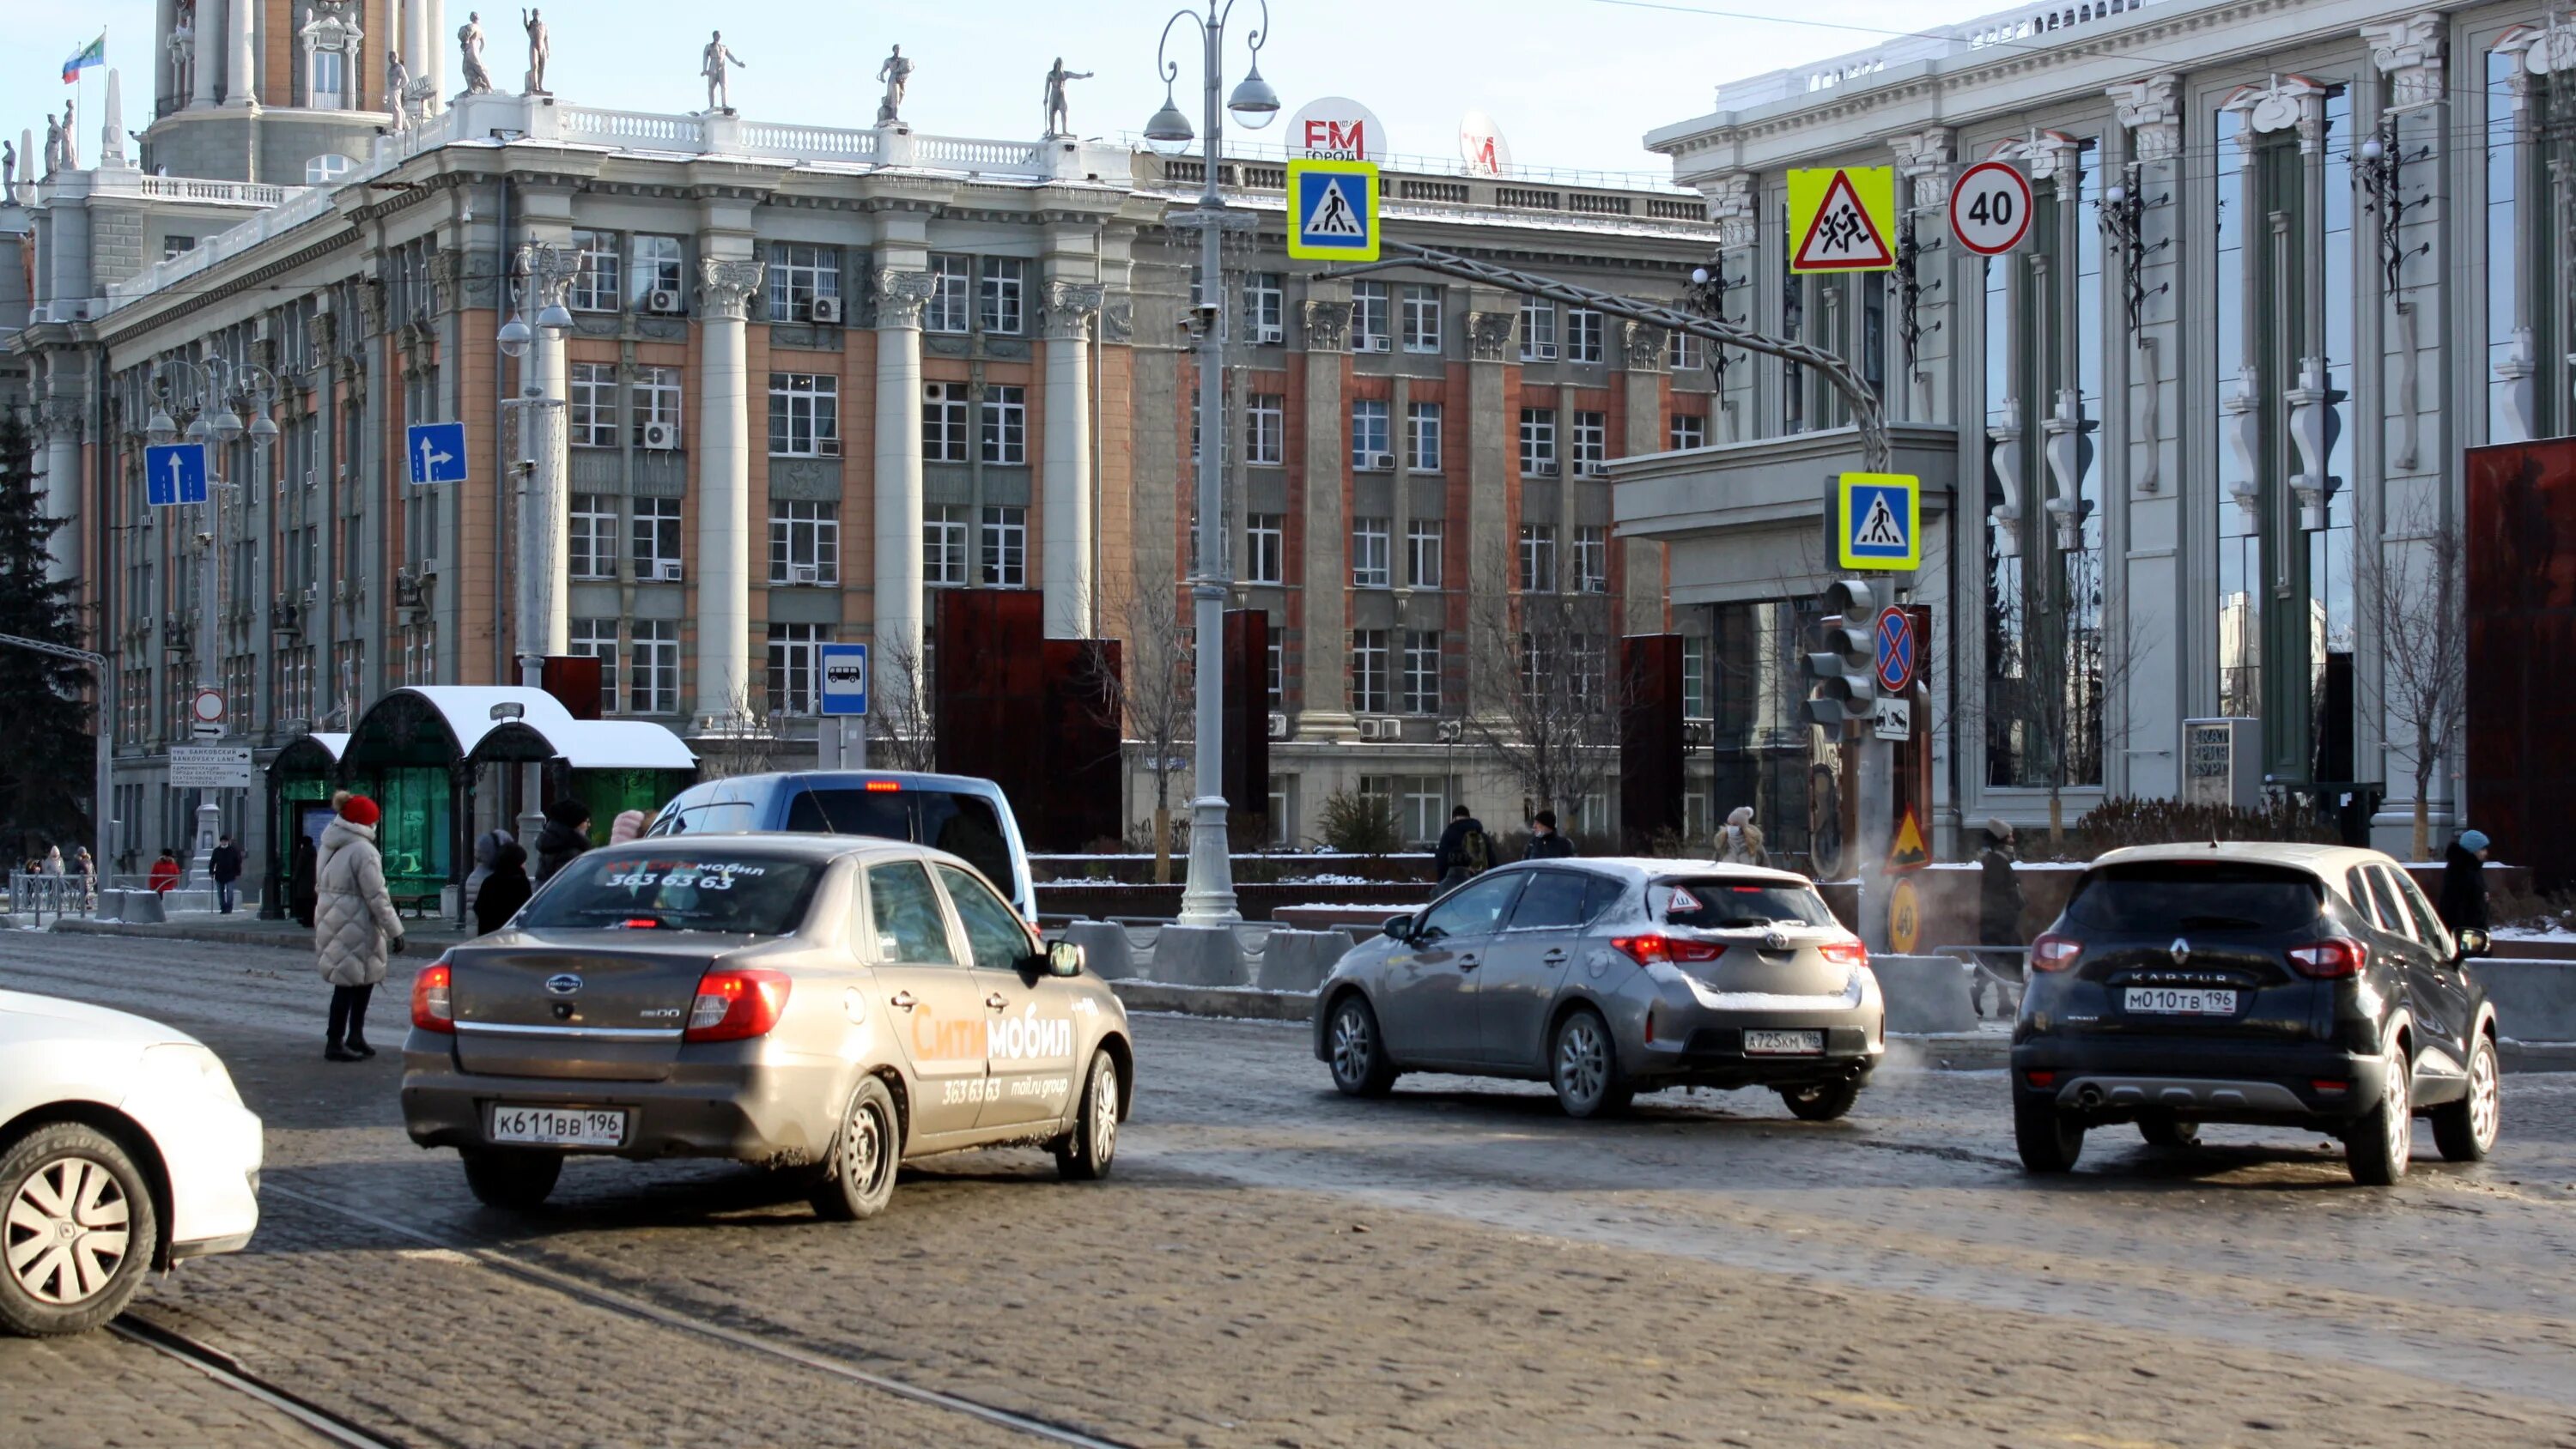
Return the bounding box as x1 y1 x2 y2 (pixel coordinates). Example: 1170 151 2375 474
925 381 951 403
1267 711 1289 741
1528 343 1558 361
641 420 680 451
1530 462 1560 477
646 288 683 314
1255 324 1284 345
1369 452 1396 471
818 437 841 458
392 571 426 609
810 295 843 324
1579 461 1607 477
654 560 684 583
789 563 821 585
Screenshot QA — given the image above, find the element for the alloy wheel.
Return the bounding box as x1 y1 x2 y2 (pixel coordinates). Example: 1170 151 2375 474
6 1155 132 1307
1090 1060 1120 1164
1556 1017 1607 1107
1331 1007 1373 1085
2469 1040 2500 1153
2383 1054 2412 1170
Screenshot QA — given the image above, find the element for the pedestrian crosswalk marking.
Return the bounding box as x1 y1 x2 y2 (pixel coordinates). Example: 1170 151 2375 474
1856 493 1906 547
1304 179 1364 237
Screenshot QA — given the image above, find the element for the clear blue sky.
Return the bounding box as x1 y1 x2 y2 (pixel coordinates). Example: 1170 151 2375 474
3 1 1931 180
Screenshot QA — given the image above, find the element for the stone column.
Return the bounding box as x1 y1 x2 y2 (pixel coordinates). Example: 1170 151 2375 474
225 0 256 105
194 0 223 107
1297 292 1354 739
873 269 934 708
403 0 430 114
39 396 82 586
1463 295 1516 728
423 0 448 103
691 257 761 731
1039 279 1102 637
155 0 176 111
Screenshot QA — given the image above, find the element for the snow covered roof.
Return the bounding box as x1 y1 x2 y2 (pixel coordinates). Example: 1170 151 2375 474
347 687 694 772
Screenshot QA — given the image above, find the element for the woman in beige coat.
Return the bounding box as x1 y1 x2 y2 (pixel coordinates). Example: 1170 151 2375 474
314 794 406 1061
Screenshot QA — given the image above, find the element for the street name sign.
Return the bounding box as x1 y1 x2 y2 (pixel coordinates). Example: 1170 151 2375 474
819 643 871 717
1949 161 2033 257
406 421 468 485
1286 159 1381 262
144 443 209 506
1788 167 1897 273
169 745 256 789
1835 472 1922 571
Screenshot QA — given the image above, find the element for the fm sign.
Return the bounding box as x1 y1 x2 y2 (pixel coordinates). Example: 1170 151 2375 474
1290 97 1387 162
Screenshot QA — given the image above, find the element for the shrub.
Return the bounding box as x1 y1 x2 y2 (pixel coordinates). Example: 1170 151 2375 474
1316 789 1405 855
2073 796 2342 856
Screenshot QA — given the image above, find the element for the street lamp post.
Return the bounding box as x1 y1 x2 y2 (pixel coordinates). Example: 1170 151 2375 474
1145 0 1279 925
498 238 582 841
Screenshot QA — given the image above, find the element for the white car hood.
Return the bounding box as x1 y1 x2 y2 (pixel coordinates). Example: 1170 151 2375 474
0 989 204 1051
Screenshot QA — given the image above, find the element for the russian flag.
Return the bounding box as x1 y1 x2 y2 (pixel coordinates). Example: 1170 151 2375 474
62 33 105 84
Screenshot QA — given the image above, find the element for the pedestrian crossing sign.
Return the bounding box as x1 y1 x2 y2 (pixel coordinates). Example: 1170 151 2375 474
1835 472 1920 570
1286 159 1381 262
1788 167 1898 274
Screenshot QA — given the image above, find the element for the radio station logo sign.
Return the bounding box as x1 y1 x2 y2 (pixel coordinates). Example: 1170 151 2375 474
1290 97 1387 162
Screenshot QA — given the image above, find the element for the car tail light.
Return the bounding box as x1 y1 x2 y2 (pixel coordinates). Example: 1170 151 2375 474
1610 933 1724 965
1817 939 1868 968
2311 1078 2350 1094
2030 934 2084 972
411 961 455 1033
683 967 793 1041
2287 938 2368 979
864 779 902 792
2024 1070 2056 1088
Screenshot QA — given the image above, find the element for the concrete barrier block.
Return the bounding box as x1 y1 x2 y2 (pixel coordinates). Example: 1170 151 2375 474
1061 920 1137 980
1872 954 1977 1035
119 890 167 925
1146 924 1249 986
1258 929 1353 992
2470 959 2576 1044
92 891 123 923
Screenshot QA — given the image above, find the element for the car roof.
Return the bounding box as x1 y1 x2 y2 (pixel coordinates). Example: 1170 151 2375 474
2088 841 2399 878
581 834 970 870
684 770 1008 797
1498 856 1816 888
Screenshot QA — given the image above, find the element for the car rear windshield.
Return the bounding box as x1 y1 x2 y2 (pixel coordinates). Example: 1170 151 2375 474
2064 862 2324 934
519 852 825 936
785 787 1018 897
1659 880 1838 929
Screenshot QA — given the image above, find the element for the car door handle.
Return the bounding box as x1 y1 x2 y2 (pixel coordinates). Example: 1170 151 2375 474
889 991 917 1011
986 992 1010 1010
1458 955 1479 971
1541 949 1570 964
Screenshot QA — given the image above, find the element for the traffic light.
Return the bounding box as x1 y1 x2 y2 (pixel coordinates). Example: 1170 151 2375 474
1804 578 1880 725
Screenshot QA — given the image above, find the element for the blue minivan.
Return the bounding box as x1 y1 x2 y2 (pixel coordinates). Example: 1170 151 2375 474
642 771 1037 920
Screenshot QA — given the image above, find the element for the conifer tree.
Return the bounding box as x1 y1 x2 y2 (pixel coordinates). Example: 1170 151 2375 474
0 409 96 864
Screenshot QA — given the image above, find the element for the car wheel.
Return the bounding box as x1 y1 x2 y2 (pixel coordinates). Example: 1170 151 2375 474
2139 1115 2200 1149
2345 1050 2413 1187
0 1122 159 1337
2013 1094 2084 1174
1550 1008 1632 1119
459 1148 562 1211
1054 1048 1121 1183
2432 1032 2501 1163
1777 1076 1862 1122
811 1076 901 1222
1326 994 1400 1099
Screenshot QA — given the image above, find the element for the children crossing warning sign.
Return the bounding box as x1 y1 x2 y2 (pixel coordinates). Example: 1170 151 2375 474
1788 167 1898 274
1286 159 1381 261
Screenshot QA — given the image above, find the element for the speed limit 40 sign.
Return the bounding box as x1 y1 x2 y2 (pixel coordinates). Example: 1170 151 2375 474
1949 161 2033 256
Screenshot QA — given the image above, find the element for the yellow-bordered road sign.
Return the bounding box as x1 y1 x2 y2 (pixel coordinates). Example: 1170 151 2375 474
1788 167 1898 273
1887 876 1923 953
1835 472 1921 571
1286 159 1380 262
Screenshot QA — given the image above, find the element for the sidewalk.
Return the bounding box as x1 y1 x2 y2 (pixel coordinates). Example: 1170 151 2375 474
53 913 475 953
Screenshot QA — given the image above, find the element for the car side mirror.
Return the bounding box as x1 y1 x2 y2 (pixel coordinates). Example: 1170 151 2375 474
1382 913 1413 941
2456 926 2490 959
1044 939 1085 977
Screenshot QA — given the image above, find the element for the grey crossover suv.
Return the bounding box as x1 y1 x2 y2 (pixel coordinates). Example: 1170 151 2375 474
1314 859 1886 1119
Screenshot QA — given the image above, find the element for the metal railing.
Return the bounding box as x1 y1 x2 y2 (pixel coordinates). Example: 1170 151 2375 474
6 873 96 924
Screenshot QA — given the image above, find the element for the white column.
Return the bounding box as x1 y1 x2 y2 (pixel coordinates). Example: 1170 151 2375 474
872 269 933 705
39 399 81 586
155 0 176 111
424 0 447 105
194 0 222 106
402 0 429 112
225 0 256 105
1038 279 1100 638
535 320 570 658
692 257 761 731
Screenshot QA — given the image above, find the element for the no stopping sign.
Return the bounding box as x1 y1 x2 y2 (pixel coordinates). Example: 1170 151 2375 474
1950 161 2033 257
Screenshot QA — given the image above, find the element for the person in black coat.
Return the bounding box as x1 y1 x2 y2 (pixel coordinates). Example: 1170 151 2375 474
2439 829 2492 938
208 834 245 914
473 840 534 936
1432 806 1491 886
289 833 319 928
1522 809 1576 859
533 798 592 884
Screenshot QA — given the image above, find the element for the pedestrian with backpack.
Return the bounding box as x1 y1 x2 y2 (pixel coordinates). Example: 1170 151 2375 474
1433 805 1492 887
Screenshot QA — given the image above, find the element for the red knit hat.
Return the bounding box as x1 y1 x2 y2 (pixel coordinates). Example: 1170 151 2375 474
340 794 381 828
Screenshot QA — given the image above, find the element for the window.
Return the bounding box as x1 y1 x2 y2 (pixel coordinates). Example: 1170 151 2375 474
161 235 197 261
1520 296 1557 360
1519 524 1558 592
1352 282 1390 348
1248 394 1285 465
768 373 840 457
980 257 1026 334
1574 525 1607 593
927 255 973 334
569 495 617 579
768 623 829 714
1520 409 1558 476
569 619 620 713
569 230 622 312
1406 518 1443 589
1571 634 1607 711
769 500 841 585
632 497 683 579
1418 869 1523 939
1567 308 1605 364
1401 631 1441 714
629 234 684 306
767 243 841 322
1682 634 1710 718
1401 285 1443 353
1267 635 1285 706
1247 513 1285 585
303 152 354 184
939 864 1035 969
633 367 682 446
866 861 958 965
1668 330 1704 371
1352 630 1390 713
923 382 969 463
629 621 678 714
568 362 618 447
978 385 1027 464
308 51 348 109
1352 518 1391 588
925 505 969 585
1669 412 1708 451
1406 401 1443 472
981 506 1027 586
1508 870 1600 931
1242 272 1285 343
1351 399 1392 469
1572 411 1607 476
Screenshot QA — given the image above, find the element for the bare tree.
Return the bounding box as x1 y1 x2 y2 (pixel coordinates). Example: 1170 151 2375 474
1094 576 1194 882
696 687 776 779
2356 501 2468 863
1983 537 2158 849
1463 544 1618 836
866 638 939 774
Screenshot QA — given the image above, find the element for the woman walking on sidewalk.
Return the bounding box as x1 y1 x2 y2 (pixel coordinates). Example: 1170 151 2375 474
314 794 406 1062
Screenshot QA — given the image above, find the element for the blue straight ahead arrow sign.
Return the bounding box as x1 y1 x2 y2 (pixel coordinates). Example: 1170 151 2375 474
406 421 469 485
143 443 209 506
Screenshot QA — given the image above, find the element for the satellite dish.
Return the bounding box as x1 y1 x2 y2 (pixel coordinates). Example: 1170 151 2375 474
1459 109 1512 178
1287 96 1388 162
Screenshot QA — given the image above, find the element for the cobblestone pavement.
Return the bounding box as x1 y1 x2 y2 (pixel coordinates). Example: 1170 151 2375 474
4 931 2574 1448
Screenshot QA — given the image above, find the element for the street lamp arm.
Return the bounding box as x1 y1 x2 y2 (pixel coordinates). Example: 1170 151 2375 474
1322 241 1891 472
0 631 106 670
1154 9 1206 86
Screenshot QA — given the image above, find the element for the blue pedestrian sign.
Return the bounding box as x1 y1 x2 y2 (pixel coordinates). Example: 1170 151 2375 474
1874 606 1916 694
819 643 870 717
406 421 468 486
1834 471 1920 571
1285 159 1380 262
144 443 209 506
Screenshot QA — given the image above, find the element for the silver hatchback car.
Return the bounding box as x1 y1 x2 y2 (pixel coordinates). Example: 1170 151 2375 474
1314 858 1886 1119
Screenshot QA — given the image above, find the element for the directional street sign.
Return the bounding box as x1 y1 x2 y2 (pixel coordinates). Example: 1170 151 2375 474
1949 160 2034 257
1835 472 1921 571
406 421 468 486
819 642 871 717
1874 605 1917 694
1285 159 1381 262
169 746 256 789
143 443 209 507
1788 167 1897 273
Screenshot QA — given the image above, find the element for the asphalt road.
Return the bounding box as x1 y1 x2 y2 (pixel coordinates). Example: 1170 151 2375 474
5 930 2574 1448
